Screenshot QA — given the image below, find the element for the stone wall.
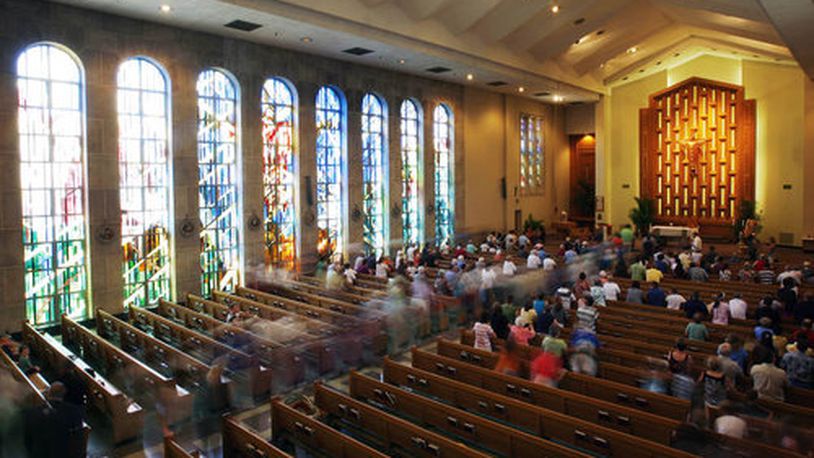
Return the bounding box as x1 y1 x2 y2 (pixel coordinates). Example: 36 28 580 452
0 0 469 330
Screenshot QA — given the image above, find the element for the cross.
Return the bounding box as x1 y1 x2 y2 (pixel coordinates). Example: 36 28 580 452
678 134 708 176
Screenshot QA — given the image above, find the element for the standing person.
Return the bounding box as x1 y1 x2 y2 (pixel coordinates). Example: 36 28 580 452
541 325 567 360
668 338 692 375
576 297 599 332
709 294 731 325
501 295 518 323
683 292 709 320
502 258 517 277
646 281 667 307
590 279 607 307
686 313 709 341
625 281 644 304
574 272 590 299
665 288 686 311
699 357 729 407
750 346 788 401
728 293 748 321
490 304 510 340
620 224 634 250
550 298 569 329
555 286 576 310
781 337 814 389
509 317 535 346
494 338 522 376
645 262 664 284
472 311 497 351
602 274 621 302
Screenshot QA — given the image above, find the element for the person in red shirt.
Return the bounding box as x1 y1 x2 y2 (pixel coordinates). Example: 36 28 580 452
790 319 814 345
509 317 535 346
530 351 564 387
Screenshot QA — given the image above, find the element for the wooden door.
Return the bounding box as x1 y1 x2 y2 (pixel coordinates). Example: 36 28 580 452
569 134 596 219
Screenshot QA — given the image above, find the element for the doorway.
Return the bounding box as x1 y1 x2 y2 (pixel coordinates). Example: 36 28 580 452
569 134 596 222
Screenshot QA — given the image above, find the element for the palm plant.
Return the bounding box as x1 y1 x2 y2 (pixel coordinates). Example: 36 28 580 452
628 197 655 236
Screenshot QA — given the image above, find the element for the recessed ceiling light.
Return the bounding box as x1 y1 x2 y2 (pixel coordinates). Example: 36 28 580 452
301 37 313 43
466 73 474 81
398 59 406 64
159 4 171 13
518 87 525 93
553 95 563 102
551 4 560 14
627 46 638 54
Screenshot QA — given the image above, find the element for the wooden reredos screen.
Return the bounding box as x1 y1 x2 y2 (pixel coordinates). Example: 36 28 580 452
640 77 755 231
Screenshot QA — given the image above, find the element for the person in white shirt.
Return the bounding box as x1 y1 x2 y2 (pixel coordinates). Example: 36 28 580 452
713 402 747 439
375 258 390 278
691 232 703 252
556 286 576 310
728 293 748 320
343 263 356 285
665 288 686 310
527 250 541 269
602 276 621 302
481 266 497 290
543 256 557 271
502 259 517 277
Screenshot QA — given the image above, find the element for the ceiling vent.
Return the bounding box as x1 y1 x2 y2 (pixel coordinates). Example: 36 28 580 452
224 20 262 32
426 66 452 73
343 47 374 56
487 81 508 87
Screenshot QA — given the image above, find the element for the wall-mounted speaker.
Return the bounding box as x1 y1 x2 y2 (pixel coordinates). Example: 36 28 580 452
305 175 313 206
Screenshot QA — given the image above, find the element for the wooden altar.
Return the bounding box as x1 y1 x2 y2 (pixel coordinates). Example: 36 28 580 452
640 77 755 238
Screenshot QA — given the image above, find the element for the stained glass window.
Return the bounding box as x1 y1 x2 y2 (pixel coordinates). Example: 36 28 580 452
197 69 240 297
262 78 297 267
520 114 544 194
433 104 454 244
17 43 90 326
361 93 387 256
117 57 172 309
315 86 346 258
400 99 423 246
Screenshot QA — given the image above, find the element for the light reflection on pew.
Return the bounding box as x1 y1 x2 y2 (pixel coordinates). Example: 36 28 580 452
22 322 143 444
127 307 271 398
60 315 193 425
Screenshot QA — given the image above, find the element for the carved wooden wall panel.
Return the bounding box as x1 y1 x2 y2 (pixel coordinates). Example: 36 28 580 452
640 77 755 230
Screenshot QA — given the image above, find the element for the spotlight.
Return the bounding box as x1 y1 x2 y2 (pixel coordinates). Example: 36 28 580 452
159 4 171 13
466 73 474 81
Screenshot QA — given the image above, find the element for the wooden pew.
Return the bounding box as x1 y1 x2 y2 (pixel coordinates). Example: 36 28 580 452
418 344 690 422
60 315 193 424
191 293 339 338
97 310 230 398
0 346 90 457
384 357 679 446
313 382 503 458
412 349 805 457
235 286 387 354
222 415 292 458
164 437 203 458
241 284 377 317
577 305 753 343
350 371 682 458
192 293 343 374
22 322 144 444
207 292 367 369
156 299 307 390
127 306 271 398
270 398 386 457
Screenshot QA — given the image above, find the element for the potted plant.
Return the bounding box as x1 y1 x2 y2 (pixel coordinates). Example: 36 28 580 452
628 197 655 236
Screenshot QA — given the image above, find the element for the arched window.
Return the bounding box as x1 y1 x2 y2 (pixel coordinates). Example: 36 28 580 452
433 104 454 244
315 86 346 257
197 69 240 297
261 78 297 267
117 57 172 308
400 99 423 246
361 93 387 256
17 43 90 326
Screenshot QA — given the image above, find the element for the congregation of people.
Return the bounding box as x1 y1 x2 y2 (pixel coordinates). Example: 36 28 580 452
314 225 814 455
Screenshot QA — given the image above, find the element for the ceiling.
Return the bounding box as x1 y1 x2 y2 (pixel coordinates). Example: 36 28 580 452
51 0 814 102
